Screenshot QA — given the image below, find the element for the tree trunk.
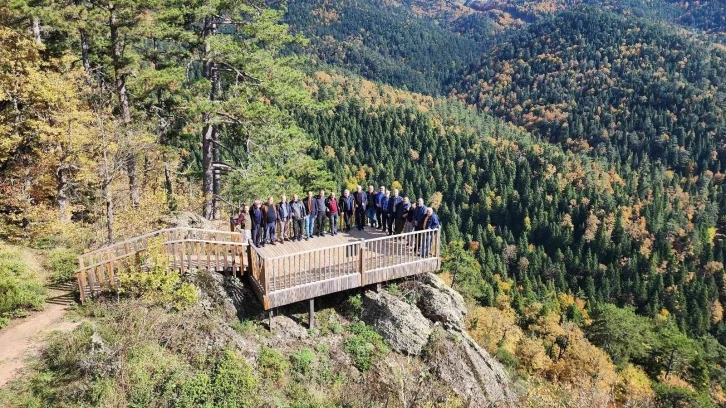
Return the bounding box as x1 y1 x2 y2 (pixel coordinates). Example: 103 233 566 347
102 149 114 243
109 3 140 209
32 17 41 44
56 175 70 222
202 120 215 219
80 28 91 76
201 18 218 219
213 135 221 220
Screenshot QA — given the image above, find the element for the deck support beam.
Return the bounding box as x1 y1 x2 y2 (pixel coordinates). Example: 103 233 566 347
268 308 274 331
309 298 315 329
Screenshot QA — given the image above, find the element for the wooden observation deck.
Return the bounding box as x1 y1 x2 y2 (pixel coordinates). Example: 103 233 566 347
76 227 442 310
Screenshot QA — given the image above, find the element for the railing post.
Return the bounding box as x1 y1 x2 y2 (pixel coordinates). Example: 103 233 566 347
435 227 442 257
77 257 86 303
264 258 271 294
358 238 366 286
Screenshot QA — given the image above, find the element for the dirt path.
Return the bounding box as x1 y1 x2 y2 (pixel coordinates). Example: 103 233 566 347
0 284 79 388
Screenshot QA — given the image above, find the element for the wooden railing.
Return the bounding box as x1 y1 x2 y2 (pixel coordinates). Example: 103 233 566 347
76 227 246 303
76 227 442 309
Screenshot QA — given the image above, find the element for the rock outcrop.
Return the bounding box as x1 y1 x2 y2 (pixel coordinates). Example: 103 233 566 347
362 274 517 406
415 273 468 330
161 211 217 230
361 290 432 355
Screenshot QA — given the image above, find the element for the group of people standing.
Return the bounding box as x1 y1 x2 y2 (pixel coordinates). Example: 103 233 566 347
234 185 440 248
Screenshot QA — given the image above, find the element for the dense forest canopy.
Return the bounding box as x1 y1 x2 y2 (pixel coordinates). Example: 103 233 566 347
455 7 726 175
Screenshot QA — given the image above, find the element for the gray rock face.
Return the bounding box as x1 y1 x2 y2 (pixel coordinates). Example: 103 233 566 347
361 275 517 406
362 290 432 355
427 329 517 407
416 273 468 330
161 211 217 230
270 315 309 340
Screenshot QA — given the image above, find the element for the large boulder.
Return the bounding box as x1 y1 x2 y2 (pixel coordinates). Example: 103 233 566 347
362 290 432 355
427 328 518 407
189 269 263 320
161 211 217 230
416 273 468 330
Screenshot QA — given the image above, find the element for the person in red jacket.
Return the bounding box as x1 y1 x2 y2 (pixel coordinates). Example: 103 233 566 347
326 192 339 236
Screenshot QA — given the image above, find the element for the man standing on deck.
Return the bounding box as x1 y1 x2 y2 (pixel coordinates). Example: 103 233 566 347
395 197 410 234
339 189 354 232
262 197 278 246
386 189 402 235
314 189 327 237
413 198 427 231
290 194 306 242
380 189 390 234
406 202 416 233
277 195 292 243
237 204 251 242
353 185 367 231
303 191 315 240
366 185 377 228
375 185 386 230
249 200 264 247
421 207 440 257
326 191 340 236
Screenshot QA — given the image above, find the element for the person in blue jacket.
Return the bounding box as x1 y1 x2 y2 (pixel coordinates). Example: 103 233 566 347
421 207 440 257
353 185 367 231
385 188 403 235
413 197 427 231
375 185 386 230
339 189 354 232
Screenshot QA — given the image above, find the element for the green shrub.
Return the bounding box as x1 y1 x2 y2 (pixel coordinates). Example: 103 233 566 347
176 372 212 408
346 294 363 319
212 349 258 407
45 248 78 283
118 238 197 309
0 246 45 317
314 343 330 354
289 349 316 374
258 347 289 381
343 323 389 371
387 283 401 296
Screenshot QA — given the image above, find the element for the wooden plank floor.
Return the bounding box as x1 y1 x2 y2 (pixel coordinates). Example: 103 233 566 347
255 227 390 257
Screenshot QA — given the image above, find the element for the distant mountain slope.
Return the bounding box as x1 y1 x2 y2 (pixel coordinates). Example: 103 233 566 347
453 6 726 173
466 0 725 36
284 0 499 94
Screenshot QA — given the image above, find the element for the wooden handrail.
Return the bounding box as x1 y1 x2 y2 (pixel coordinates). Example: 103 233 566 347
76 227 441 307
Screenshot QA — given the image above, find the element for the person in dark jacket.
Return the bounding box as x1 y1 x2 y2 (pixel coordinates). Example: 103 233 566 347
386 188 402 235
302 191 315 240
326 192 339 236
353 185 367 231
290 194 306 241
277 195 292 243
339 189 354 232
366 185 377 228
262 197 277 245
375 185 386 230
405 202 416 233
394 196 410 234
249 200 264 247
314 190 327 237
380 190 390 234
421 207 440 257
413 198 428 231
